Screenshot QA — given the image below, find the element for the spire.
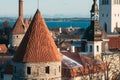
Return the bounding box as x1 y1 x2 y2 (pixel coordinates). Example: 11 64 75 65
90 0 99 21
13 10 62 62
19 0 23 19
82 0 103 41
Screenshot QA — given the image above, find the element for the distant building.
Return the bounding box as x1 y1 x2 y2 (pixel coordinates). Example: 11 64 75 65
81 0 109 60
99 0 120 33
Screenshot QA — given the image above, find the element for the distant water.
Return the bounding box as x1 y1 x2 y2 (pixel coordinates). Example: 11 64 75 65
0 20 90 29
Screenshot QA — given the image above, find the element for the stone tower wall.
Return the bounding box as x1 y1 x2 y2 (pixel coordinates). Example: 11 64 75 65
12 62 61 80
12 34 24 47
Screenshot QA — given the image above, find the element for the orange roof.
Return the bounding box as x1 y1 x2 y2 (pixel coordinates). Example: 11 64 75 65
12 16 25 34
61 51 107 77
108 36 120 50
0 44 7 53
13 9 61 62
24 18 29 30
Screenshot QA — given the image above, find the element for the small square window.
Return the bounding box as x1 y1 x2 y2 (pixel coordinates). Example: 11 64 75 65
45 66 50 74
27 67 31 75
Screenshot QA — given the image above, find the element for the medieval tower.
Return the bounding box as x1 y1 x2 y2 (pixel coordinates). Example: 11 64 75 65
12 9 62 80
99 0 120 33
11 0 29 48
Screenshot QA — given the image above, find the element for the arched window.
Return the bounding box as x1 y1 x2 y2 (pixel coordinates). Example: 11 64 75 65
97 46 99 52
116 22 118 27
104 23 107 33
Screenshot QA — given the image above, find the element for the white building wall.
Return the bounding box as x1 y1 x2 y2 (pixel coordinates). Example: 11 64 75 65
87 41 102 60
111 1 120 32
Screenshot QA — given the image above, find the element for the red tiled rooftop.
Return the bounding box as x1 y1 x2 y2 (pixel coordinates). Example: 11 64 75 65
24 18 29 30
13 10 61 62
108 36 120 50
12 16 25 34
61 51 93 67
0 44 7 53
61 51 107 77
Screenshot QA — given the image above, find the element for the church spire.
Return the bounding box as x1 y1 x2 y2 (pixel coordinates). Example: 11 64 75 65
19 0 23 19
90 0 99 21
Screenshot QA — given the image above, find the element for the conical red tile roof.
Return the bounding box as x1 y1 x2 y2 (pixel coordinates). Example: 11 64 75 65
13 10 62 62
12 16 25 34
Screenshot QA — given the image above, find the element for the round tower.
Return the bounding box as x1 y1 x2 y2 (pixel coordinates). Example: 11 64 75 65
12 10 62 80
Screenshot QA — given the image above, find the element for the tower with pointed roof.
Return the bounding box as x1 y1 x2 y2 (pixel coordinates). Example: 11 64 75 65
11 0 28 48
99 0 120 33
82 0 108 60
12 9 62 80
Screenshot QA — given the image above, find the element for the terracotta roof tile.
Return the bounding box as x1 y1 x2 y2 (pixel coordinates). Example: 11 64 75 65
24 18 29 30
12 16 25 34
0 44 7 53
13 9 61 62
108 36 120 50
61 51 107 77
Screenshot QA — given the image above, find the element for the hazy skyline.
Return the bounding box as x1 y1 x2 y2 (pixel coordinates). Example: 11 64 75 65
0 0 99 18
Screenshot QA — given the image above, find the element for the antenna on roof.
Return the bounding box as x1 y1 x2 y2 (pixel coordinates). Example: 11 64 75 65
37 0 40 9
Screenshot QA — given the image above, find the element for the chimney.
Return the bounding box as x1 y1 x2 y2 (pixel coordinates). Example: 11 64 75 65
19 0 23 19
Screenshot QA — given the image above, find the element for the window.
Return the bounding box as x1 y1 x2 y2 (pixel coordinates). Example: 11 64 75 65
59 66 61 72
116 22 118 27
104 23 107 32
102 14 104 17
90 45 93 52
45 66 50 74
97 46 99 52
106 14 108 17
27 67 31 75
102 0 109 5
14 66 16 73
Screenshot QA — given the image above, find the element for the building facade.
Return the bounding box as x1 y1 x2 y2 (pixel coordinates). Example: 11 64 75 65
99 0 120 33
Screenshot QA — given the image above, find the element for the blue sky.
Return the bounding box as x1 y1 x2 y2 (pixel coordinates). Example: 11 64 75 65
0 0 99 18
